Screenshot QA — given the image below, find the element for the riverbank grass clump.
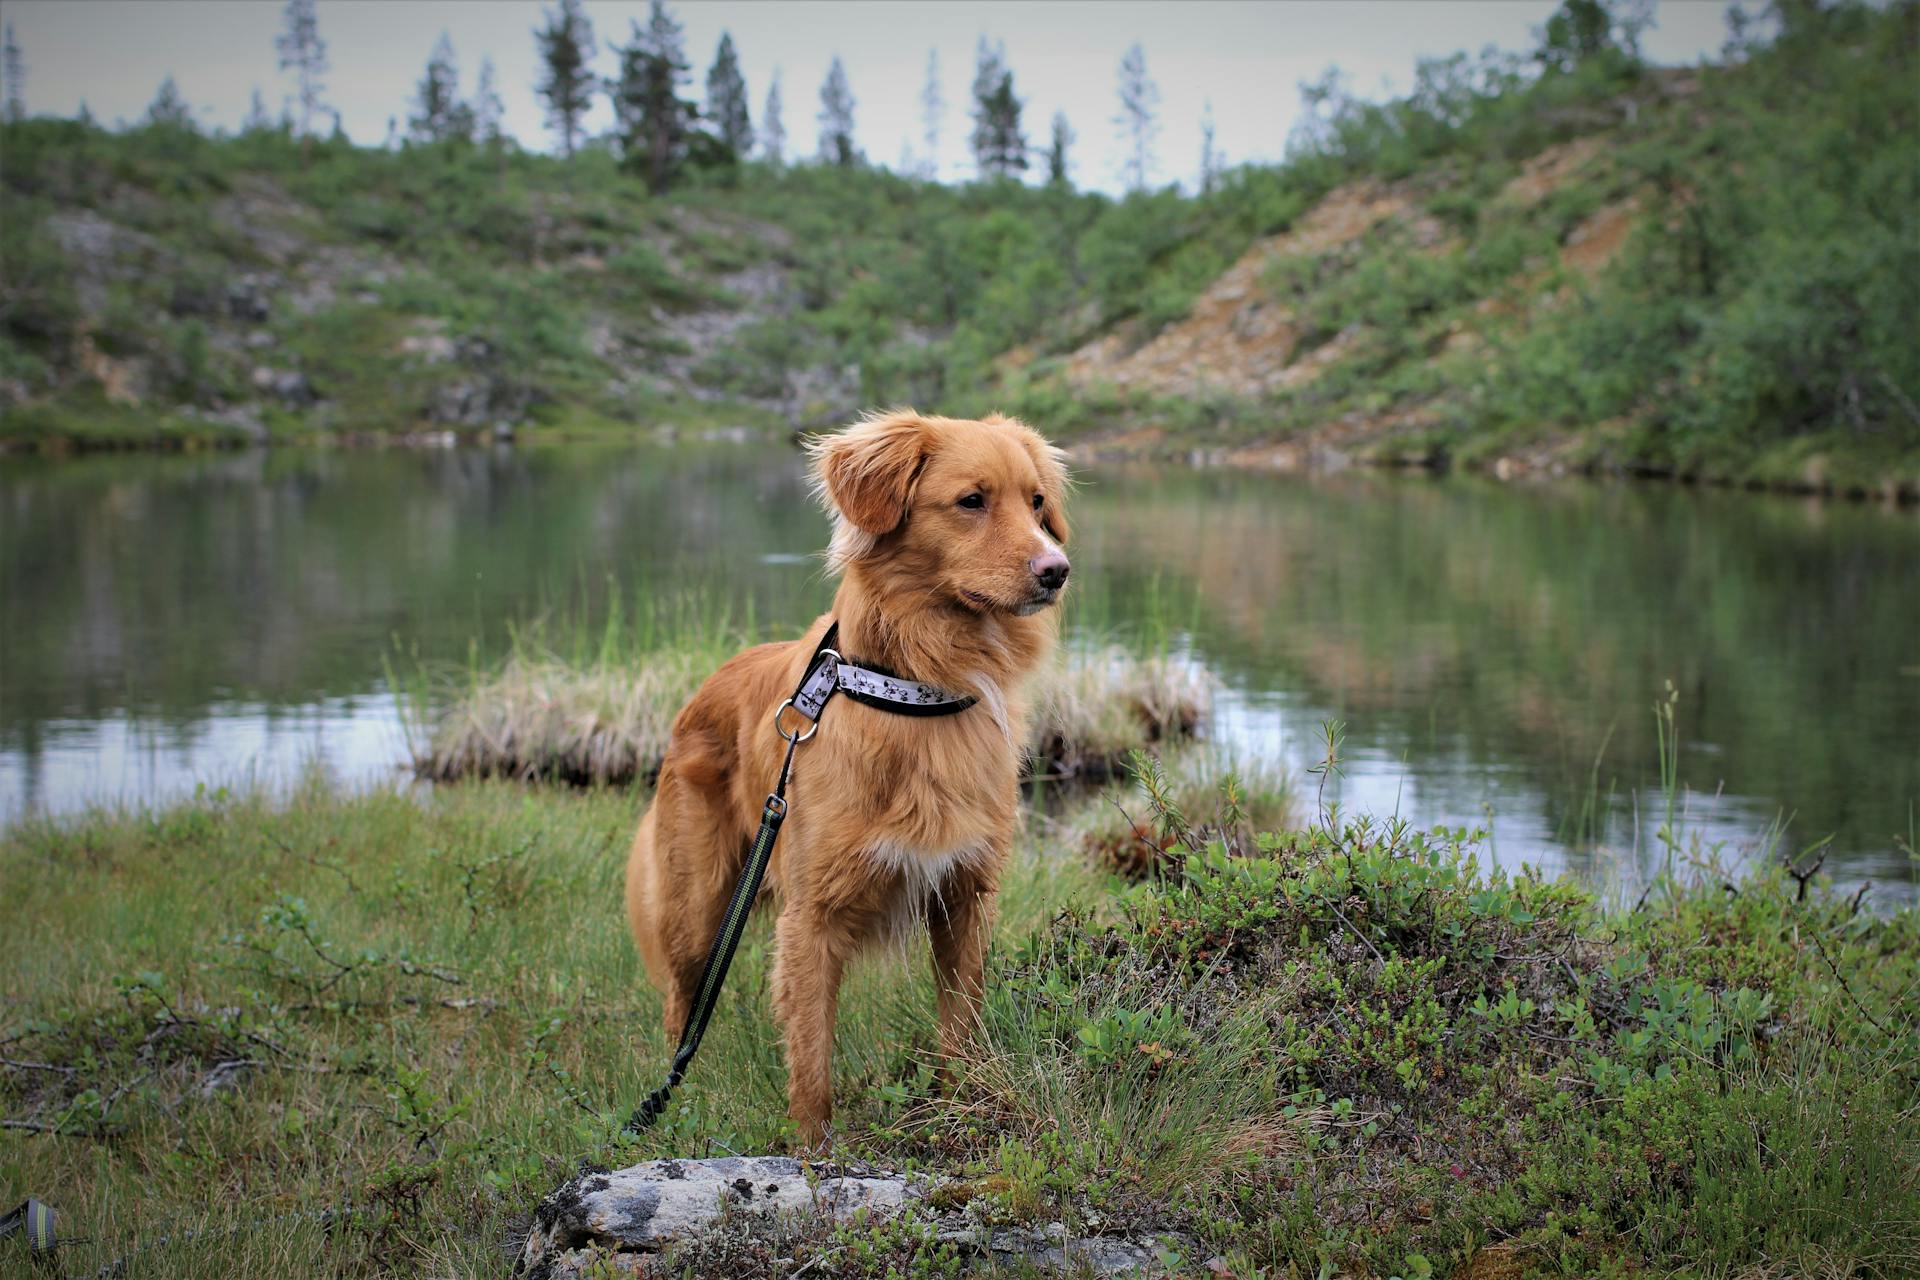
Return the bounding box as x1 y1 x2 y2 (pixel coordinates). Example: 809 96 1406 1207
406 640 1213 787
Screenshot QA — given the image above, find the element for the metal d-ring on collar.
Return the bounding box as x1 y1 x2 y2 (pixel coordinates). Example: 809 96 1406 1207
774 647 836 747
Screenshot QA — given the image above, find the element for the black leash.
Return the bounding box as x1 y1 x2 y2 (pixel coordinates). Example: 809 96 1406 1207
1 1199 56 1256
622 621 974 1135
2 1196 354 1275
622 626 840 1134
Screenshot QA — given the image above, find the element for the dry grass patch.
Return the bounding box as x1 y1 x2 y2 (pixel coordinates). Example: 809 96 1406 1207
407 651 711 786
409 644 1213 788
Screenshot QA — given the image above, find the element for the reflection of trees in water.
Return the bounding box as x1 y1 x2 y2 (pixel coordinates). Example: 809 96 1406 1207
1070 466 1920 873
0 445 831 734
3 450 1913 873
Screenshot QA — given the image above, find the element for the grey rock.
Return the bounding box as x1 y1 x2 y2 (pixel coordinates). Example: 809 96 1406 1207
249 366 316 406
195 404 269 443
519 1156 915 1274
517 1157 1186 1278
398 331 458 364
227 275 275 323
425 373 527 428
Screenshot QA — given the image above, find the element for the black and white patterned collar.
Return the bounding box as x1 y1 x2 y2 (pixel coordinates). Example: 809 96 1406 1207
789 622 977 720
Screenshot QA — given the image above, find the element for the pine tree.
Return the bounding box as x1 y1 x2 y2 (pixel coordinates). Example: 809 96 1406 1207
920 48 942 179
611 1 694 192
147 76 193 128
410 33 473 144
1199 99 1221 194
762 72 785 166
1046 110 1074 188
705 32 751 158
535 0 596 157
968 38 1004 177
473 57 505 145
2 23 24 124
275 0 328 139
817 57 856 167
1537 0 1614 72
976 69 1027 178
244 87 271 133
1114 43 1159 192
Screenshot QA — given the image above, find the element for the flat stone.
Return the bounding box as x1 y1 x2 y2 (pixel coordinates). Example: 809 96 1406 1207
516 1157 1186 1278
519 1157 917 1274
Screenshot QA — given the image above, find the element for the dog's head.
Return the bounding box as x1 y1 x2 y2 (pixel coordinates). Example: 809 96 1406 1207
809 409 1071 616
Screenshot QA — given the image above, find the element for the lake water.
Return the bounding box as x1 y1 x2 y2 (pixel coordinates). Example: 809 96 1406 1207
2 442 1915 899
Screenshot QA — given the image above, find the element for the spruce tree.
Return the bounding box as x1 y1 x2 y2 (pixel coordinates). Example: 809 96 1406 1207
976 70 1027 178
410 33 473 144
1199 99 1221 194
705 32 751 158
2 24 23 124
535 0 596 157
472 57 505 145
147 75 193 129
920 48 942 179
1046 111 1073 188
611 1 694 192
817 57 856 167
968 37 1004 178
762 72 785 165
1114 42 1159 191
275 0 328 139
244 87 271 133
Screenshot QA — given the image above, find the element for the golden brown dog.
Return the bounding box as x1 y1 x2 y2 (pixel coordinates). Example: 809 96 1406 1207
624 408 1071 1144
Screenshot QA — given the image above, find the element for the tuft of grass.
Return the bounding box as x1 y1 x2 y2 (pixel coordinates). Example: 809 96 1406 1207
1026 647 1213 782
407 638 1214 789
407 651 710 787
1073 746 1294 880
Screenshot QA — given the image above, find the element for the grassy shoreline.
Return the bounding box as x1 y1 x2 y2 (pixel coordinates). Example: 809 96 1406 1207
1 750 1913 1278
403 639 1213 789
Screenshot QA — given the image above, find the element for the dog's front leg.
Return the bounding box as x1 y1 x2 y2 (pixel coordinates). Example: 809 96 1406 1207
929 867 996 1077
770 904 846 1147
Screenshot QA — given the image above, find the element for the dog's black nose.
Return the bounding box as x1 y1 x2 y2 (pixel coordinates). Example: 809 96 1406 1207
1032 552 1070 592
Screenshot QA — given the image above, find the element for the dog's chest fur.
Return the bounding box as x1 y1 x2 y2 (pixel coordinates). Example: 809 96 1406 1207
861 837 997 944
811 697 1021 944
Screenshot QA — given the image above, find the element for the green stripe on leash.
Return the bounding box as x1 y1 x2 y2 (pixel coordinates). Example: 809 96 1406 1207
1 1198 57 1254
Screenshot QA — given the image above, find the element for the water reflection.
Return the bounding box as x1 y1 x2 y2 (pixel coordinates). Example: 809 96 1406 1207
1 444 1914 897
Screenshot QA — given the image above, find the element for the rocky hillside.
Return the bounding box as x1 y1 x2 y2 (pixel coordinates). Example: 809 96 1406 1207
2 1 1914 493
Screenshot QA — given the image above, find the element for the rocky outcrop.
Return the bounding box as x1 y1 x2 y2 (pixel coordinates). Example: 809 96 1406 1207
1063 180 1442 399
516 1157 1187 1278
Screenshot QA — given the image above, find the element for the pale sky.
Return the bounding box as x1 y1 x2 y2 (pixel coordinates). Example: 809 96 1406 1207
4 1 1737 192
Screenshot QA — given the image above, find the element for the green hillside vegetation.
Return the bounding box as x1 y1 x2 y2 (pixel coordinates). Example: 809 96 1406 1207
1 0 1914 493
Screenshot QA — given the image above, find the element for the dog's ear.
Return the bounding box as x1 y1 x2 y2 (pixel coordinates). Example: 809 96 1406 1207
1021 428 1071 545
809 410 930 537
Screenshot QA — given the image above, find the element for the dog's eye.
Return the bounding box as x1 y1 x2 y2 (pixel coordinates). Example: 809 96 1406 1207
1032 493 1044 511
957 493 985 510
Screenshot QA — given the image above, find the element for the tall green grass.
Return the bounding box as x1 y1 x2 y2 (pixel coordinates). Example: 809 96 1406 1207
2 737 1913 1277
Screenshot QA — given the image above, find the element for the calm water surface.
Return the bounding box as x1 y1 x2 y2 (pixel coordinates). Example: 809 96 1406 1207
2 443 1915 897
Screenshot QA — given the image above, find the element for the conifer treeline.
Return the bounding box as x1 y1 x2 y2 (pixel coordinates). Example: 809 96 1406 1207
2 0 1189 193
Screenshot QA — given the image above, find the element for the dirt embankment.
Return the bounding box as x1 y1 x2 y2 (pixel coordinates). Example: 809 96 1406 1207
1064 135 1647 474
1063 182 1439 400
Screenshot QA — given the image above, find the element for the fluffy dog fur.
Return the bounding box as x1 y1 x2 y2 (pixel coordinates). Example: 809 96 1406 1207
624 409 1071 1144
